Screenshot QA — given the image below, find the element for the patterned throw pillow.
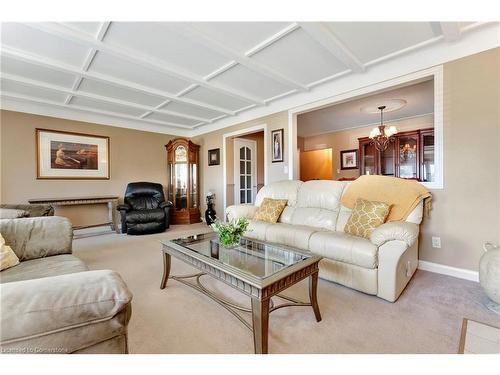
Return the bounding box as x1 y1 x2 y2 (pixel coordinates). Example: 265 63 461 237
344 198 391 239
253 198 288 223
0 233 20 271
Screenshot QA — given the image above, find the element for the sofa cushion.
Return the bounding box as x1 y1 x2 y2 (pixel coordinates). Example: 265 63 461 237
265 223 319 250
309 231 378 269
0 208 29 219
255 180 303 207
126 208 165 223
296 180 350 210
290 207 338 231
245 220 273 241
0 254 88 284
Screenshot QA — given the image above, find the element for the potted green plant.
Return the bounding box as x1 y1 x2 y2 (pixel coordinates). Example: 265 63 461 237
210 218 249 248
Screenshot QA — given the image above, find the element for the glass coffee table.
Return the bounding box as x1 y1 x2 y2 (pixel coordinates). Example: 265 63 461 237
160 233 322 354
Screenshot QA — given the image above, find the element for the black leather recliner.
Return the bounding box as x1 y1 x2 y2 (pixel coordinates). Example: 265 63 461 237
117 182 172 235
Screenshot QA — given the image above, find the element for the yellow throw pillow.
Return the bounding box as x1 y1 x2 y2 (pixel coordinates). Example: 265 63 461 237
253 198 288 223
0 233 20 271
344 198 391 239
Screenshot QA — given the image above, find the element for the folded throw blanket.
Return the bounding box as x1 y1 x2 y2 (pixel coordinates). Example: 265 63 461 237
340 175 432 222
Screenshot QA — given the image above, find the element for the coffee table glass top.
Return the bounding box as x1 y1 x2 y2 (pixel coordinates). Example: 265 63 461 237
162 233 311 279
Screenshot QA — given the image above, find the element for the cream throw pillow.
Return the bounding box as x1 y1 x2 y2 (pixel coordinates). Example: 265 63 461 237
0 233 20 271
344 198 391 239
253 198 288 223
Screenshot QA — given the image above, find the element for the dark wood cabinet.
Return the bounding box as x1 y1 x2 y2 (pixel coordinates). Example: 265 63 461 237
166 138 201 224
358 128 434 182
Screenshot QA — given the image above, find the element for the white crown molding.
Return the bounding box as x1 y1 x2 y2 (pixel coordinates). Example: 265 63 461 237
418 260 479 282
1 97 189 136
190 22 500 137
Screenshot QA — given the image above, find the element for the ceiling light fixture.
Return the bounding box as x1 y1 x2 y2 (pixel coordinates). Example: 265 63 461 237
369 105 398 151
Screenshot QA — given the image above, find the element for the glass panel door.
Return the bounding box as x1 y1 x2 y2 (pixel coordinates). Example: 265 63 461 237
234 138 256 205
421 130 435 182
398 135 418 179
380 142 395 176
362 142 377 175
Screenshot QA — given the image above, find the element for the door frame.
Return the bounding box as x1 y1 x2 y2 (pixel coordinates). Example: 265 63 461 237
222 124 268 219
233 138 257 205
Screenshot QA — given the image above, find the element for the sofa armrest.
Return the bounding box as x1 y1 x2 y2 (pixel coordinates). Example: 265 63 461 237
225 204 258 221
117 203 131 212
0 217 73 261
370 221 419 248
1 204 54 217
0 270 133 349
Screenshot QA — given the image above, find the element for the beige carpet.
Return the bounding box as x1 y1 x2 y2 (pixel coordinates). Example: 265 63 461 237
73 224 500 354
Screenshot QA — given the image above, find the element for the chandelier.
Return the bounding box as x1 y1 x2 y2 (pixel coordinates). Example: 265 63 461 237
369 105 398 151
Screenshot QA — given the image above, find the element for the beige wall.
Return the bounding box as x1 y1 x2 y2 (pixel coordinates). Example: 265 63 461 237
302 114 434 180
193 111 288 217
419 48 499 270
0 110 174 227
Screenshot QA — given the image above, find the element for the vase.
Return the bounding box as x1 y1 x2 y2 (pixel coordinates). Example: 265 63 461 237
218 235 240 249
479 242 500 315
205 202 216 226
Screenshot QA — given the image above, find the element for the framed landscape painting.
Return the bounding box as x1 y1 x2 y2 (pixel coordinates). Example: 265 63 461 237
36 128 110 179
340 149 358 170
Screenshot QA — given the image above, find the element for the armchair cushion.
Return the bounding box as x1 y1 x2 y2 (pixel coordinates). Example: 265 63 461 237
126 208 165 224
159 201 173 209
370 221 419 248
0 217 73 261
0 208 29 219
0 270 132 348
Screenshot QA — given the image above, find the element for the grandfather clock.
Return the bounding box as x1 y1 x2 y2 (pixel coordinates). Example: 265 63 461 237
165 138 201 224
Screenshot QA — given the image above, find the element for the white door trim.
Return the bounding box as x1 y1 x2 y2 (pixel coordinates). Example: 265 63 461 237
288 65 444 190
233 138 257 205
222 123 268 219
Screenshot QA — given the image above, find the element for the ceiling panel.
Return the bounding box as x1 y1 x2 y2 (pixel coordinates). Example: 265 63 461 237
327 22 436 63
210 64 294 100
251 28 348 85
185 22 291 54
88 51 192 94
78 78 165 107
161 101 224 120
62 22 103 36
144 112 200 126
1 79 68 103
69 96 144 117
1 56 77 88
182 86 253 111
103 22 231 76
1 23 91 67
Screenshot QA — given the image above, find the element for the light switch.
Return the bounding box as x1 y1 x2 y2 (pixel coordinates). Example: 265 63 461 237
283 165 288 174
432 236 441 248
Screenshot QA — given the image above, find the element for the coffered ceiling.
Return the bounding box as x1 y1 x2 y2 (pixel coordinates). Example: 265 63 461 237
0 22 495 136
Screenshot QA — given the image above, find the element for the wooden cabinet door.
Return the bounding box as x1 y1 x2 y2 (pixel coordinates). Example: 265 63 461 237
359 138 379 176
396 131 420 180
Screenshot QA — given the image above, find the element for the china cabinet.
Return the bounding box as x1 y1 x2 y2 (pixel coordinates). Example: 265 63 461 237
165 138 201 224
358 128 434 182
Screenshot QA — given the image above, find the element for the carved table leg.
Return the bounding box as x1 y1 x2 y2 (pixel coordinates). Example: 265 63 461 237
160 252 171 289
251 297 270 354
309 271 322 322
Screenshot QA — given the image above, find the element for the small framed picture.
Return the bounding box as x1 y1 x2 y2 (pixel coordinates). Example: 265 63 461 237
208 148 220 166
271 128 284 163
36 128 110 179
340 149 359 170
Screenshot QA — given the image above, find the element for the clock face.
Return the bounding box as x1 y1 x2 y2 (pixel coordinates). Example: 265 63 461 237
175 145 187 162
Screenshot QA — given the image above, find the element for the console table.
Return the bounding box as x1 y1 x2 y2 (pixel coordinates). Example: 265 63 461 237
28 196 120 233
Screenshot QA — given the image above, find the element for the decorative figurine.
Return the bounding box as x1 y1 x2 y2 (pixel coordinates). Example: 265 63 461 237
205 192 216 226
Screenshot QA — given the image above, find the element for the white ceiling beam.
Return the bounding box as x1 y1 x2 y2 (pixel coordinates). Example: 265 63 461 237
245 23 300 56
1 46 235 116
175 24 308 91
1 73 212 124
65 22 111 105
299 22 365 73
439 22 462 42
25 22 265 105
0 91 193 129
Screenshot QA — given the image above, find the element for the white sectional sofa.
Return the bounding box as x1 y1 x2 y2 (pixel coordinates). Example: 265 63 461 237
226 180 423 302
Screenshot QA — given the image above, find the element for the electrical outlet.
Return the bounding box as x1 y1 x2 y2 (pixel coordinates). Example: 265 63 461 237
432 236 441 248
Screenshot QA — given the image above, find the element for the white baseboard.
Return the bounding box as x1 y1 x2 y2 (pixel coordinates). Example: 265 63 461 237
418 260 479 282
